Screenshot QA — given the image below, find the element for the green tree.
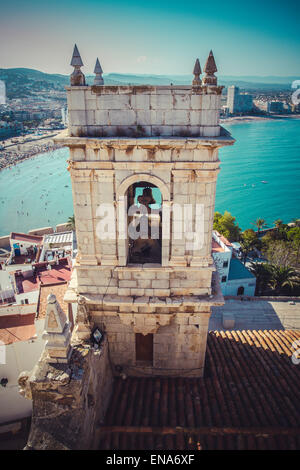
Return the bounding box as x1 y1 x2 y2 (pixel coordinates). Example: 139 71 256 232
213 211 241 242
268 265 299 295
252 218 267 234
287 227 300 265
67 215 76 231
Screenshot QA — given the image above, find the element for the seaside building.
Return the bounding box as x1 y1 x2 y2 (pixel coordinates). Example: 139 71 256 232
0 229 74 425
15 47 300 451
227 85 253 114
267 101 285 114
212 230 256 297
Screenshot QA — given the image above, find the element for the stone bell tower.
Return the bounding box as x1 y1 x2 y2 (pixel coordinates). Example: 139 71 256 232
56 46 235 377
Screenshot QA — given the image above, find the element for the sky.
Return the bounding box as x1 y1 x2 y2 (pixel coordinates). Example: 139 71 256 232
0 0 299 76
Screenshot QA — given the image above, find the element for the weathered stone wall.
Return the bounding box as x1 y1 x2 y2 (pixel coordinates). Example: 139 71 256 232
75 265 213 297
67 85 223 138
22 337 113 450
89 305 211 377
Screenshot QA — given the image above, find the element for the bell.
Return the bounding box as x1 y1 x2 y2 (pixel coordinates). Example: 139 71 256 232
137 187 156 206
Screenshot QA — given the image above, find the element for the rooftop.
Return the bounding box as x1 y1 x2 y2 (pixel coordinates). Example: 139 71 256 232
98 329 300 450
228 258 255 281
15 260 71 294
37 282 69 319
212 239 225 253
43 231 73 245
0 312 36 345
11 232 43 245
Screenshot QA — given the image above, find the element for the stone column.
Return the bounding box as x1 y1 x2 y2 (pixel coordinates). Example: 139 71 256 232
42 293 73 364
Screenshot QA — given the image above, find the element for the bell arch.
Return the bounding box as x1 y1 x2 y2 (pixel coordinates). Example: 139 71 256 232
116 173 170 266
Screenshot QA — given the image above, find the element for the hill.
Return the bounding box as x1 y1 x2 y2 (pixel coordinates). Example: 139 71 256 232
0 67 294 99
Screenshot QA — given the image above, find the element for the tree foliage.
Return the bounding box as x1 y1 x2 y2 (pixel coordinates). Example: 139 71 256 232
213 211 241 242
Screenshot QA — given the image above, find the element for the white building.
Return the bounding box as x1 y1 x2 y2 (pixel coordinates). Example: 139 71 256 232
0 303 43 424
0 271 15 304
212 230 256 296
227 86 253 114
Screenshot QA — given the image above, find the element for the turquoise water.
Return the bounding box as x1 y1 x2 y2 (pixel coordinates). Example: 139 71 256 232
217 119 300 229
0 119 299 236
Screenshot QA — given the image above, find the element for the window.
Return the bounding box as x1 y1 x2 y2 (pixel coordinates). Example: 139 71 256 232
221 276 227 283
237 286 244 295
223 261 228 268
135 333 153 364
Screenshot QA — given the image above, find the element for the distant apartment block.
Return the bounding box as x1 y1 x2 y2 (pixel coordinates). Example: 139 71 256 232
254 100 287 114
267 100 285 113
227 85 253 114
0 80 6 105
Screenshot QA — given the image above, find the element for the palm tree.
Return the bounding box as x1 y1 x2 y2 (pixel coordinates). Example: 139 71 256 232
249 262 271 295
67 215 76 231
252 218 267 234
239 229 259 264
268 265 299 295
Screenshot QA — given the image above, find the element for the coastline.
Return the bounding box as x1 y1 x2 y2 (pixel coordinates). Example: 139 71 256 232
0 132 63 172
221 114 300 125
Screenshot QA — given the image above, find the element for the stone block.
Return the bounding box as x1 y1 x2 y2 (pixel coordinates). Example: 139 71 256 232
97 94 131 110
109 110 136 126
152 280 169 289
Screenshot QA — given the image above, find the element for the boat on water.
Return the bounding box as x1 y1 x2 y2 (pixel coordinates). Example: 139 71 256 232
261 181 268 184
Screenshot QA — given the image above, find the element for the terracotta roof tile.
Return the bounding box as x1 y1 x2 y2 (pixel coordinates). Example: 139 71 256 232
97 329 300 450
11 232 43 244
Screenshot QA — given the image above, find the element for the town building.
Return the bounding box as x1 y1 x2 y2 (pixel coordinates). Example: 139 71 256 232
0 230 73 425
227 86 253 114
212 230 256 296
267 100 285 113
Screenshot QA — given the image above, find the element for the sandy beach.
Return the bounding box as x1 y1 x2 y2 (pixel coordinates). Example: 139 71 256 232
0 132 63 171
221 114 300 124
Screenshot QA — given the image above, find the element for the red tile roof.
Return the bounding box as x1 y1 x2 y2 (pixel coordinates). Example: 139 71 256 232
0 313 36 345
97 329 300 450
11 233 43 245
212 239 225 253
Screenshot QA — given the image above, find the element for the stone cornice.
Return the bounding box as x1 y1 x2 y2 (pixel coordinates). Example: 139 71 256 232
54 129 235 149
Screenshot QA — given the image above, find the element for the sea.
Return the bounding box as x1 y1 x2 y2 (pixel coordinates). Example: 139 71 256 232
0 118 299 237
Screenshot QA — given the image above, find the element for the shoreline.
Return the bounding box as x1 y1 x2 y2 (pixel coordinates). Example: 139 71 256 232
0 132 64 172
221 114 300 124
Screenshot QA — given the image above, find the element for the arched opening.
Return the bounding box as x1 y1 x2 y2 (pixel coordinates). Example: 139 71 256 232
126 181 162 264
237 286 244 296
